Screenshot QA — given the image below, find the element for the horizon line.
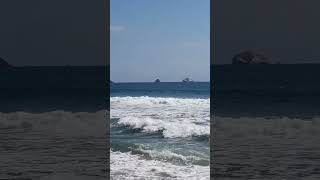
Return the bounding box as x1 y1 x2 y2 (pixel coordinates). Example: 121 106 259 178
111 81 210 83
211 63 320 65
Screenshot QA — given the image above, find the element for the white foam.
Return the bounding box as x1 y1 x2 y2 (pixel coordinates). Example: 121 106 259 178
133 147 209 166
118 116 208 138
110 150 209 180
111 96 209 138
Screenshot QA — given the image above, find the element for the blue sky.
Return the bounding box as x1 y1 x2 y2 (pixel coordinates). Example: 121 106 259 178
111 0 209 82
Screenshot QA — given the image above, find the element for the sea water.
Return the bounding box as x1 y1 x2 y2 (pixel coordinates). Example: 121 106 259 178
0 67 108 179
110 82 210 179
212 65 320 179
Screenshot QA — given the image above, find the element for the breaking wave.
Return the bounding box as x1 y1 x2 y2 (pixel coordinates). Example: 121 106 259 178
111 96 209 138
117 116 209 138
129 145 210 166
111 96 210 179
110 150 209 180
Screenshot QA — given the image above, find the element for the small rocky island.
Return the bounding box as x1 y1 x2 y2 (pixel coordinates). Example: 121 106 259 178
182 78 193 83
232 51 270 64
154 79 161 83
0 57 12 70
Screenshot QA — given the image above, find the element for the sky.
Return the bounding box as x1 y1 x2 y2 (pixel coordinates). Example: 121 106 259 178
1 0 319 67
213 0 320 64
111 0 210 82
0 0 107 66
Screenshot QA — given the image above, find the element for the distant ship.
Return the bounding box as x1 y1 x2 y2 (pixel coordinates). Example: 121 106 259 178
182 78 193 83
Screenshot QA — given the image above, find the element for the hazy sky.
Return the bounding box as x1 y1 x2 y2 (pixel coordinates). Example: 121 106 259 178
111 0 210 82
213 0 320 64
0 0 107 66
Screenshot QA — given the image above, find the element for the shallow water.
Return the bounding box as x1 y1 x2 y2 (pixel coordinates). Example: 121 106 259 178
111 82 210 179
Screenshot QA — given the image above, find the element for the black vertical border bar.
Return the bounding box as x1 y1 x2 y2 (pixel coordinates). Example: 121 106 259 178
104 0 110 178
210 0 214 179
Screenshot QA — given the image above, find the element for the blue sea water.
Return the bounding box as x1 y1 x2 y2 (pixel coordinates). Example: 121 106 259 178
110 82 210 179
0 67 108 179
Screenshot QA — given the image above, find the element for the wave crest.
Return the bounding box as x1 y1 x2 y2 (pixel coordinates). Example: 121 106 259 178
118 116 209 138
111 96 209 138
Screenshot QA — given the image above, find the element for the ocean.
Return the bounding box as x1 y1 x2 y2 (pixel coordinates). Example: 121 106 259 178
0 67 108 179
110 82 210 179
211 64 320 179
3 65 319 179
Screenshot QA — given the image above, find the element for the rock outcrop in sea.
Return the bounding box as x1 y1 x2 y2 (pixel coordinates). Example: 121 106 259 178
232 51 270 64
182 78 193 83
0 57 12 70
154 79 161 83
